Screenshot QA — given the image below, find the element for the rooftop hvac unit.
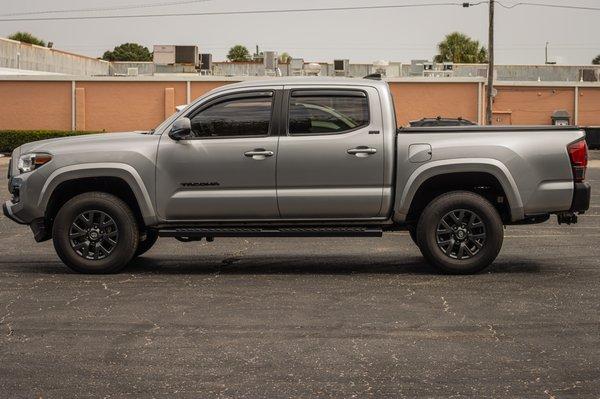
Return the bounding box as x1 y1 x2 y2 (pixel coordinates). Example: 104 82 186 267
333 59 349 76
263 51 278 70
304 62 322 76
579 69 599 82
409 59 428 76
127 67 139 76
175 45 199 66
373 60 389 76
153 45 176 65
199 53 213 71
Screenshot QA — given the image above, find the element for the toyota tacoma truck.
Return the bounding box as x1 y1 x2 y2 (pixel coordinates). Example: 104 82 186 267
3 77 591 274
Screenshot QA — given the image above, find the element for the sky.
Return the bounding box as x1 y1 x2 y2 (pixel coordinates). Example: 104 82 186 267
1 0 599 65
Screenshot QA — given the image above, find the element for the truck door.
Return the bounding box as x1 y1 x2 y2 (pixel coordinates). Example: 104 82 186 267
155 88 282 221
276 86 385 219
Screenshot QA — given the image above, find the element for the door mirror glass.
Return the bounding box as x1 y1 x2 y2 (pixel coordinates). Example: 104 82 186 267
169 117 192 140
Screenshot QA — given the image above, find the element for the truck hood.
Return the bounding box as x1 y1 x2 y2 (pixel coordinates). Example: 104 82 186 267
18 132 154 155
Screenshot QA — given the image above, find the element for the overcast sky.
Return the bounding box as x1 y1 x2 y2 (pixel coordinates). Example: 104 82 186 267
1 0 599 64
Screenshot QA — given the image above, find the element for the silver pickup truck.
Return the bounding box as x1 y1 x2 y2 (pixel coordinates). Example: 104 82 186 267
4 77 591 274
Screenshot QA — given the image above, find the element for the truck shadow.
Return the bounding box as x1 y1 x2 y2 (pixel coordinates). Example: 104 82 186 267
119 254 543 275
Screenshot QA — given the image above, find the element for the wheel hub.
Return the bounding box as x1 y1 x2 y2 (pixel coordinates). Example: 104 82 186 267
436 209 486 260
69 210 119 260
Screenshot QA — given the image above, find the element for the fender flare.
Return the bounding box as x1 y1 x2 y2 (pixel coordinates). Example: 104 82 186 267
394 158 524 222
38 163 157 225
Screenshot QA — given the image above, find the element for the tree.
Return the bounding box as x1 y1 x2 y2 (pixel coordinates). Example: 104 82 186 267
593 55 600 65
279 52 292 63
102 43 152 62
227 45 251 62
434 32 488 64
8 32 46 46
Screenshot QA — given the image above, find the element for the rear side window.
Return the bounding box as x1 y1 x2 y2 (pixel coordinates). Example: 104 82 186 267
288 91 369 135
190 95 273 138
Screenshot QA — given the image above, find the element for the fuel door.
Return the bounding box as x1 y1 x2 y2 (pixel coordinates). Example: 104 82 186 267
408 143 432 163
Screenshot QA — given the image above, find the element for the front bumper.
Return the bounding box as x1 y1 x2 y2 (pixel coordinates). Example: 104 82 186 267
571 182 591 213
3 201 26 224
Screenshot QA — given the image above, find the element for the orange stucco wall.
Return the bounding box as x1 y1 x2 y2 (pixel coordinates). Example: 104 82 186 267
579 88 600 127
191 81 232 101
2 80 600 132
76 81 187 132
388 82 480 126
492 86 575 125
0 81 72 130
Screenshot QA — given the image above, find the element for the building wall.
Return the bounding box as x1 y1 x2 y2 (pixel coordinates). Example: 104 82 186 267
492 86 575 125
0 81 72 130
1 78 599 132
76 82 188 131
389 82 480 126
578 88 600 127
0 38 109 76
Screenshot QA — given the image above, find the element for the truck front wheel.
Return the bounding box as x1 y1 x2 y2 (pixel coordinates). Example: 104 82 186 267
52 192 139 274
416 191 504 274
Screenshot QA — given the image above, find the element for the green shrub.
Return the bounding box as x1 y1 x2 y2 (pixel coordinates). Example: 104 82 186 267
0 130 101 153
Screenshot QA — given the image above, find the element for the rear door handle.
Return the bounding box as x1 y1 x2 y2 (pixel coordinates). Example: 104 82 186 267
347 147 377 156
244 149 274 160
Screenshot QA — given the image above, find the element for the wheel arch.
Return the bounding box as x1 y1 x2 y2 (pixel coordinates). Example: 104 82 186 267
40 163 157 227
394 159 524 224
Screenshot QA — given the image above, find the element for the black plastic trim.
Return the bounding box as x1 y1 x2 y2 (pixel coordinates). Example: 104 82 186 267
571 182 591 213
399 125 583 133
159 226 383 238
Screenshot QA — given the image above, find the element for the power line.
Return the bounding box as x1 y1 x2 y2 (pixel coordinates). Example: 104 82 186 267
0 3 473 22
0 0 215 17
1 1 598 22
495 1 600 11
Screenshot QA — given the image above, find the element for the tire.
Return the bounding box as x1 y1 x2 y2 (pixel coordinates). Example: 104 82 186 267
52 192 139 274
416 191 503 275
135 229 159 257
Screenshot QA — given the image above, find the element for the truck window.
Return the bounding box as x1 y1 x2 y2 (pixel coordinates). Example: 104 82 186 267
288 93 369 135
190 96 273 138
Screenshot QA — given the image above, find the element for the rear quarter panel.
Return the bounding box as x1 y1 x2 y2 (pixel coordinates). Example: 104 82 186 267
393 129 585 222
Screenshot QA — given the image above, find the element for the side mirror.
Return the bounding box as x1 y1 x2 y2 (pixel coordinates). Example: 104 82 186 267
169 117 192 140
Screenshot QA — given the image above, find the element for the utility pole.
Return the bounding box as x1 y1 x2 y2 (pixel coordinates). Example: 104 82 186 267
545 41 549 64
486 0 494 125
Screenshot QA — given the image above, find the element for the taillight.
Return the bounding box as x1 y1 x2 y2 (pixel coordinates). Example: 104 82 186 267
567 139 588 182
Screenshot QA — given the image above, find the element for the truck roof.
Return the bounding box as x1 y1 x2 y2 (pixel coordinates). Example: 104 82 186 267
212 76 390 90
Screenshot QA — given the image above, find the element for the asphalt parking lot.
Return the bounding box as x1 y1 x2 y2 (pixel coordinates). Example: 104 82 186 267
1 155 599 398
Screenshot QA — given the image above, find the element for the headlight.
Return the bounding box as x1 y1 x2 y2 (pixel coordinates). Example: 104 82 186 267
17 153 52 173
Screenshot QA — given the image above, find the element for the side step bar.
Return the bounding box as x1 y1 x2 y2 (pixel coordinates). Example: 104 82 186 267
159 226 383 238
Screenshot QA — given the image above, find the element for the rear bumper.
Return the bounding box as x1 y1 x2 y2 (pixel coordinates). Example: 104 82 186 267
571 182 591 213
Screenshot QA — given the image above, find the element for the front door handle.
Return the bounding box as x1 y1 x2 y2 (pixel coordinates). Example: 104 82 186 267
244 149 274 160
347 146 377 157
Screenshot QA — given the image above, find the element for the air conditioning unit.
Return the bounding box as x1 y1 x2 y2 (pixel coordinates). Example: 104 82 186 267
304 62 322 76
373 60 389 76
333 59 349 76
175 45 199 66
263 51 278 70
127 67 139 76
199 53 213 71
153 45 176 65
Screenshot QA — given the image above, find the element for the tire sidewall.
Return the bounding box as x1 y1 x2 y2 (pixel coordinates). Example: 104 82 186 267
53 193 138 274
417 191 504 274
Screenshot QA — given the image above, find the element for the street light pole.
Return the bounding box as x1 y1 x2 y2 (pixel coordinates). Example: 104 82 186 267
486 0 494 125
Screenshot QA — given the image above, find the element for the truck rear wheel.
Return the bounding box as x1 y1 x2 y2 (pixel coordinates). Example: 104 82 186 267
52 192 139 274
416 191 503 274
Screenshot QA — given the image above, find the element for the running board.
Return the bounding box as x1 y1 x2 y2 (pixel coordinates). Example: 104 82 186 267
158 226 383 238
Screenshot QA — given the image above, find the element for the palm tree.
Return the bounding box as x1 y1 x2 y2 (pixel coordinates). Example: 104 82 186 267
434 32 488 64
